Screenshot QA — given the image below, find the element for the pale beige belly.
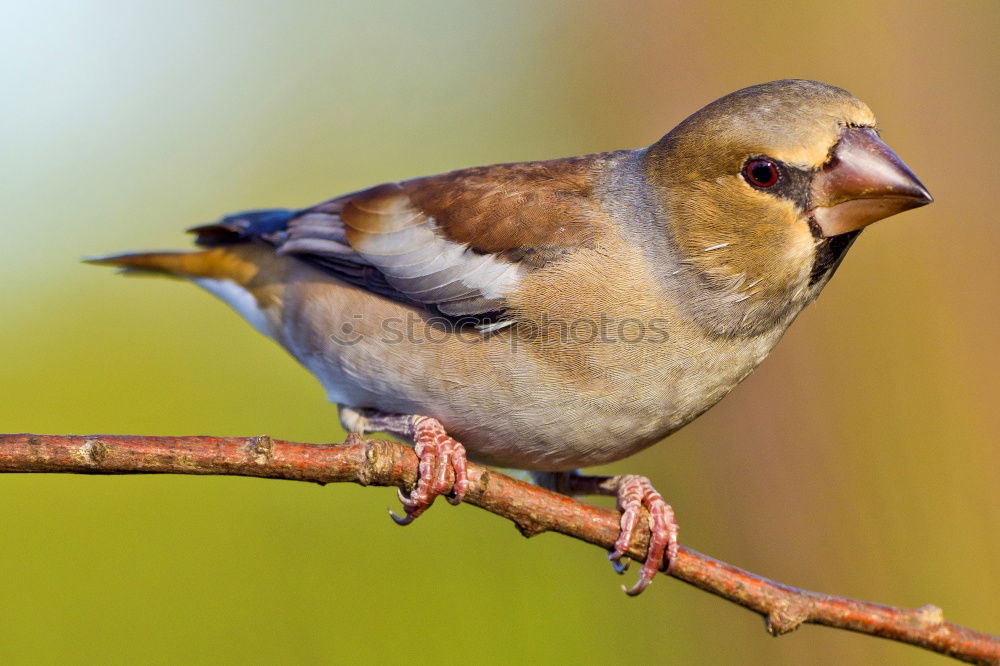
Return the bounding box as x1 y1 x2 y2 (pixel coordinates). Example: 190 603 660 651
273 266 788 471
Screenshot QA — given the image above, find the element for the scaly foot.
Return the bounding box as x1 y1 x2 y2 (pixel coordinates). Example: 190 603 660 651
391 416 469 525
533 470 679 595
339 407 468 525
608 474 678 596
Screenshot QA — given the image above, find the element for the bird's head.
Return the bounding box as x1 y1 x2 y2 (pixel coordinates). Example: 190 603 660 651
642 79 931 337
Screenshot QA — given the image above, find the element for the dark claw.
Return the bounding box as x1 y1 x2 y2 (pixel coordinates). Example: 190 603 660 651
388 506 415 526
609 552 630 574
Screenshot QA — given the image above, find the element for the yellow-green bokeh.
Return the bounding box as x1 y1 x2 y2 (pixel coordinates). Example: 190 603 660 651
1 1 997 663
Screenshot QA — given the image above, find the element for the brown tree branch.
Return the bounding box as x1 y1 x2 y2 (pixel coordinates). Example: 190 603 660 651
0 433 996 664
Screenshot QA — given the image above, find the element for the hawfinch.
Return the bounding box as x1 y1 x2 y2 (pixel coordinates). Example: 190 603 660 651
90 79 932 594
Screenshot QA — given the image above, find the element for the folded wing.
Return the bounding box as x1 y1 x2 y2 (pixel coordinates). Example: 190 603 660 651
192 154 609 321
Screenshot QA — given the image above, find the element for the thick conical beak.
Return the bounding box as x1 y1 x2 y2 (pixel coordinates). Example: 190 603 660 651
811 128 932 237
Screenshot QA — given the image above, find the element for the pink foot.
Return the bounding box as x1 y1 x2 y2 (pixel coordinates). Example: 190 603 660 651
609 475 679 596
390 417 469 525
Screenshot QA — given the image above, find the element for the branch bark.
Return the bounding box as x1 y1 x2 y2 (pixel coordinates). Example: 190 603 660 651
0 433 996 664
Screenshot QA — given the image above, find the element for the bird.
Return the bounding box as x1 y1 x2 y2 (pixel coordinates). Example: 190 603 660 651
88 79 932 595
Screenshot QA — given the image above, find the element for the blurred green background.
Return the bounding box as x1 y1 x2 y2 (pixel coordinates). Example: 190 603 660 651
2 1 997 663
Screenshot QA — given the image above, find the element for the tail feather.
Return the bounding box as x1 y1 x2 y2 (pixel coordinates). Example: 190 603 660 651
85 251 203 276
84 246 273 287
86 245 292 339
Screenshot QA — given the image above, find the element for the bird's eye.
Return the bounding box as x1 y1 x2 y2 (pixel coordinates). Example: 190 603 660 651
743 158 780 188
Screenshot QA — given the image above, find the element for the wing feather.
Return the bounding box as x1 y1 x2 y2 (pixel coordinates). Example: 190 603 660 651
194 153 621 320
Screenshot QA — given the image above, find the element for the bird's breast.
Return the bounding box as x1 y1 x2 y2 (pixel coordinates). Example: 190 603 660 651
265 244 791 471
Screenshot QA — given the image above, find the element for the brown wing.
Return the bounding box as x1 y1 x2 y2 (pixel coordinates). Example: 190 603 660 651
196 153 613 319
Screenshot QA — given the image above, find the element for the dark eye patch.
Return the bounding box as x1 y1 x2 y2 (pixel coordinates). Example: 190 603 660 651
742 156 813 211
773 165 813 210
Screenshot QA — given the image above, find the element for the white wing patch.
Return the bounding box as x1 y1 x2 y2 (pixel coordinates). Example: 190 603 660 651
351 216 526 317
